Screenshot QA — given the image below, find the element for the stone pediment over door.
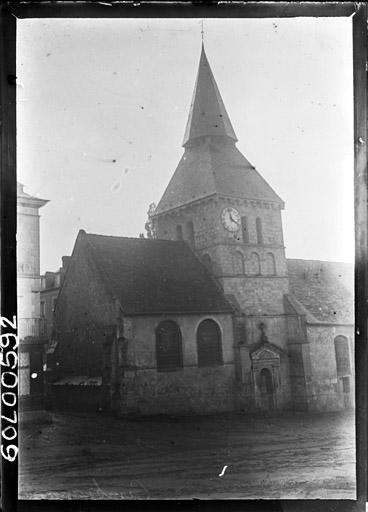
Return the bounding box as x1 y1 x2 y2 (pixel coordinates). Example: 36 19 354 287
250 343 282 363
252 348 279 361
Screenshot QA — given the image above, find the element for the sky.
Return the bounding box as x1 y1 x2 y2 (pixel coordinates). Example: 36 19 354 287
16 17 354 273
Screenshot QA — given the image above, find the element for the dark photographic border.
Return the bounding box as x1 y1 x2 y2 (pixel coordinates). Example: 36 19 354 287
1 2 366 511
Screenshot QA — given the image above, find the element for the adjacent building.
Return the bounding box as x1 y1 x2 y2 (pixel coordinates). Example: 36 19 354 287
40 256 70 339
17 182 48 420
50 45 354 415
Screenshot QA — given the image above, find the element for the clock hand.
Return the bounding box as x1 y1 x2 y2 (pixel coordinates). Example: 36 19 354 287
229 213 239 225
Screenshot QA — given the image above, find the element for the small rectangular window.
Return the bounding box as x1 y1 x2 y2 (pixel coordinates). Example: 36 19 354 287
241 216 249 243
256 217 263 244
187 221 195 248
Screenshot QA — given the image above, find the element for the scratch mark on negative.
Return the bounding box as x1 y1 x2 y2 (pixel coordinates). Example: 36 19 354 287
218 465 228 477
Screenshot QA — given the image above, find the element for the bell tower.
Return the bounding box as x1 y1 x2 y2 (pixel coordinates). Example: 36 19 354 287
152 45 290 318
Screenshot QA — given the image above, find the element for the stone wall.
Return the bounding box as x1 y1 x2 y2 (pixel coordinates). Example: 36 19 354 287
121 312 237 414
155 196 285 250
223 277 290 316
17 204 41 276
306 324 354 411
244 314 289 349
54 238 118 388
155 196 286 269
17 203 42 327
55 239 116 329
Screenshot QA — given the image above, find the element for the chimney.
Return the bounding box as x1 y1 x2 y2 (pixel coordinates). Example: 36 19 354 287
45 271 56 288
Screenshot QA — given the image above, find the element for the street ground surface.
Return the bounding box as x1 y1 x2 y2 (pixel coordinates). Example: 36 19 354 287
19 409 356 500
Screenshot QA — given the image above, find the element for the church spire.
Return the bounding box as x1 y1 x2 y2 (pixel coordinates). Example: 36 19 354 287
182 45 237 147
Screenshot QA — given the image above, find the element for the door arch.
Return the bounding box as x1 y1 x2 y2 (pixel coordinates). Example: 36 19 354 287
259 367 274 410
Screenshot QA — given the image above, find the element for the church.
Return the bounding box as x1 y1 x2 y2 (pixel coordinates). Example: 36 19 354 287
51 45 354 415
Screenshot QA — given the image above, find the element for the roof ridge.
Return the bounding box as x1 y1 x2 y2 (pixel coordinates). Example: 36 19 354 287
85 232 188 245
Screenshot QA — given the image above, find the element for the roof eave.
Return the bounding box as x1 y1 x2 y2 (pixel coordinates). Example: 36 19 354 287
124 308 234 317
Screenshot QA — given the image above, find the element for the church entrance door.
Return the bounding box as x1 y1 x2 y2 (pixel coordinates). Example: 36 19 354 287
259 367 274 410
250 342 281 411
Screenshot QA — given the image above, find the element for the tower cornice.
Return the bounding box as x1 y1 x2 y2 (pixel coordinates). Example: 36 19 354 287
153 193 284 219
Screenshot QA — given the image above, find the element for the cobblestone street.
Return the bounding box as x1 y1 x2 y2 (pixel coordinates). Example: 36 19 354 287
19 410 356 500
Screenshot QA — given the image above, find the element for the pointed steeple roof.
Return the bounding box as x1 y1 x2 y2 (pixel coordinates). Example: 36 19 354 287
182 45 237 147
154 45 284 216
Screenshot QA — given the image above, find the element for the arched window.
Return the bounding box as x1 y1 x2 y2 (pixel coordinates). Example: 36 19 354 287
256 217 263 245
156 320 183 372
187 220 195 247
265 252 276 275
249 252 261 275
197 319 223 367
176 225 183 241
233 251 245 274
202 253 213 272
334 335 351 376
241 216 249 243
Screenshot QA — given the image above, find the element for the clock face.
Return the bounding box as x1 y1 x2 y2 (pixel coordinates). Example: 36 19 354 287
221 207 241 232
